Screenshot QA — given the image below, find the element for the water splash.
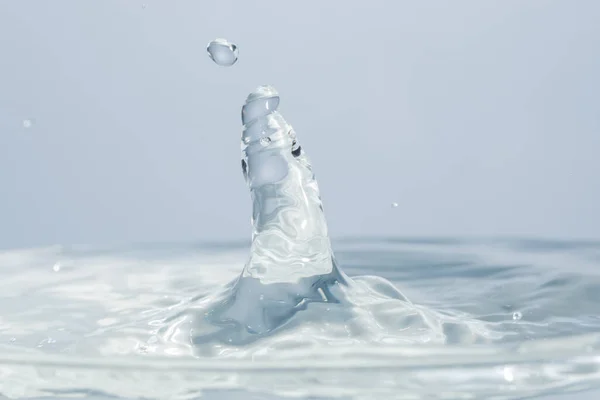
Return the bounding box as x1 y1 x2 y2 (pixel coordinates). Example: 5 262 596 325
239 85 342 283
206 38 239 67
158 87 492 351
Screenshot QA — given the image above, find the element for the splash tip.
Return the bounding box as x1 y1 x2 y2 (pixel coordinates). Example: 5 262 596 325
245 85 279 104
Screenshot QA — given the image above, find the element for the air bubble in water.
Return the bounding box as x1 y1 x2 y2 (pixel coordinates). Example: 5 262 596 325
23 119 32 128
207 38 238 67
391 202 399 208
512 312 522 320
259 137 271 147
53 262 61 272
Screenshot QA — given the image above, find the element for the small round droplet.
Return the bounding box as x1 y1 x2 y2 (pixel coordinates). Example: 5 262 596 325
391 202 399 208
22 119 32 128
52 262 61 272
259 137 271 147
207 38 239 67
512 311 522 320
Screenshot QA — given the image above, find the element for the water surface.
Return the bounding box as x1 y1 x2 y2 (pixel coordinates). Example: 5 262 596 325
1 237 600 399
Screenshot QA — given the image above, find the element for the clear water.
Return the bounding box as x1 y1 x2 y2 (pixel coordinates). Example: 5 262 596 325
206 38 239 67
2 86 599 400
1 238 600 399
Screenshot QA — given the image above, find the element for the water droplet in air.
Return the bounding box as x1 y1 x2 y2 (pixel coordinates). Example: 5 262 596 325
23 119 32 128
512 311 522 320
259 137 271 147
53 262 61 272
207 38 238 67
391 202 399 208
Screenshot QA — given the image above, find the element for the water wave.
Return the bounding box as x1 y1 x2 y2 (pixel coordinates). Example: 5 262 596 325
1 239 600 399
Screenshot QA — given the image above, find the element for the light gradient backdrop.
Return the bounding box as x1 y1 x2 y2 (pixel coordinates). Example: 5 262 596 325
1 0 599 250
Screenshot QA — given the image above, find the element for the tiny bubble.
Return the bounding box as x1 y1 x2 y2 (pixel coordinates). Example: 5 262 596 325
259 137 271 147
53 262 61 272
512 312 522 320
391 202 399 208
9 337 16 343
23 119 33 128
503 366 515 382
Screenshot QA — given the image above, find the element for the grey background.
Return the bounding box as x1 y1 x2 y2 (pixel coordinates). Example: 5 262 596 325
1 0 599 250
